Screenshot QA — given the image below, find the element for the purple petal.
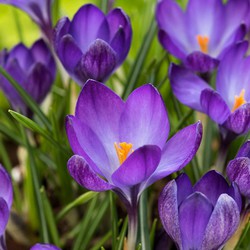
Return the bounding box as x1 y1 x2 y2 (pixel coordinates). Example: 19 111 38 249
202 194 240 249
169 64 211 112
0 198 9 236
147 122 202 185
54 17 70 47
179 192 213 250
158 180 182 249
0 165 13 209
227 183 242 212
78 39 117 83
120 84 169 149
224 103 250 135
194 170 229 206
30 243 61 250
69 4 107 53
67 155 113 192
236 140 250 158
111 145 161 187
185 51 219 72
200 89 230 124
227 157 250 198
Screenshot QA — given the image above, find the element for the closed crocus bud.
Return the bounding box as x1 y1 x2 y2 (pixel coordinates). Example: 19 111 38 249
54 4 132 86
0 39 56 116
227 140 250 199
159 171 241 250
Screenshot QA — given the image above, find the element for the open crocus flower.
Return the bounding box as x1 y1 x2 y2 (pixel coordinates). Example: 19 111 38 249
30 243 61 250
159 171 241 250
0 0 53 41
170 41 250 143
54 4 132 86
156 0 250 72
0 39 56 116
0 165 13 250
227 140 250 200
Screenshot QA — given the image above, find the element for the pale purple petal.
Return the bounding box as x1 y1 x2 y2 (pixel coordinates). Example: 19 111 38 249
0 198 9 236
224 103 250 135
0 165 13 209
200 89 230 124
67 155 113 192
120 84 169 149
202 194 240 250
169 64 211 112
179 192 213 250
158 180 182 249
236 140 250 158
227 157 250 198
111 145 161 187
147 122 202 185
194 170 229 207
30 243 61 250
54 17 70 49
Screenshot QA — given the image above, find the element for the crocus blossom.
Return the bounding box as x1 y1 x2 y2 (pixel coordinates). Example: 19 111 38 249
170 41 250 143
54 4 132 85
227 140 250 199
0 39 56 116
0 165 13 250
66 79 202 213
0 0 53 41
159 171 241 250
30 243 61 250
156 0 250 72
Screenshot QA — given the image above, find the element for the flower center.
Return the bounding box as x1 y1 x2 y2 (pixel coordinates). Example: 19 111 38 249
232 89 246 112
114 142 133 165
196 35 209 54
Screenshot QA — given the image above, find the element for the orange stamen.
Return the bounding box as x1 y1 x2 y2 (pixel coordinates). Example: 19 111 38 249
196 35 209 54
232 89 246 112
114 142 133 165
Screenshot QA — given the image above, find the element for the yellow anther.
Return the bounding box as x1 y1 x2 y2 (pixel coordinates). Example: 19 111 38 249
232 89 246 112
114 142 133 165
196 35 209 54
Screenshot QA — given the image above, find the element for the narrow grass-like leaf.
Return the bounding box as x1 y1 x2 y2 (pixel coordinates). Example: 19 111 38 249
110 192 118 250
89 230 112 250
0 123 23 145
117 217 128 250
235 219 250 249
150 219 158 249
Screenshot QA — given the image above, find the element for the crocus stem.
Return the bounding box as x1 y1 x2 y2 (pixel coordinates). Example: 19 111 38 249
127 208 138 250
0 234 6 250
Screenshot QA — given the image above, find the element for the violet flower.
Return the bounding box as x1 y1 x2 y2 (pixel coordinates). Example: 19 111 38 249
30 243 61 250
66 79 202 249
170 41 250 144
0 165 13 250
227 140 250 200
0 0 53 42
54 4 132 86
159 171 241 250
0 39 56 116
156 0 250 72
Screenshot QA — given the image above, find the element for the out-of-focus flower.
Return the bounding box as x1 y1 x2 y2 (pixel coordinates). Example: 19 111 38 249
0 165 13 250
227 140 250 199
54 4 132 85
66 79 202 212
170 42 250 143
156 0 250 72
0 0 53 41
30 243 61 250
159 171 241 250
0 39 56 116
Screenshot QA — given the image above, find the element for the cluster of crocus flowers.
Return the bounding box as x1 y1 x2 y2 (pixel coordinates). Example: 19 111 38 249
66 79 202 249
0 165 13 250
169 42 250 144
156 0 250 72
159 171 242 250
0 39 56 116
54 4 132 85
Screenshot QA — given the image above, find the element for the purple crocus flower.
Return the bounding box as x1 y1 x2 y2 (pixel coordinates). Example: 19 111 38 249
54 4 132 85
0 39 56 116
66 79 202 248
227 140 250 200
0 165 13 250
159 171 241 250
156 0 250 72
30 243 61 250
0 0 53 41
170 41 250 143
